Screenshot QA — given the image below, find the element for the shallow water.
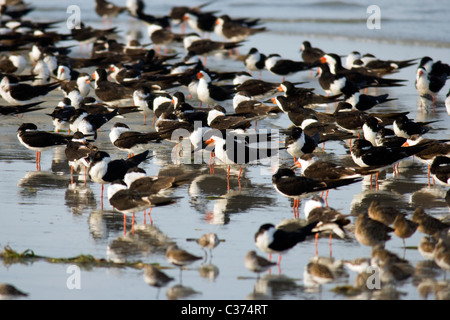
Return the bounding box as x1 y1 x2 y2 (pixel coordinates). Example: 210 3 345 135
0 0 449 300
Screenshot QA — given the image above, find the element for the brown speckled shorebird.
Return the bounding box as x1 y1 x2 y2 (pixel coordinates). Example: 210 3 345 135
418 236 437 260
434 238 450 276
187 232 220 263
355 212 394 247
0 283 28 299
411 207 450 236
165 244 202 281
393 213 418 247
368 200 402 225
244 250 277 278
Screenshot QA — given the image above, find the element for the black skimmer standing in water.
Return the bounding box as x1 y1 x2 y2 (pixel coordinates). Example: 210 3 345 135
300 41 325 64
17 123 71 170
393 114 438 139
272 167 361 216
196 70 235 107
146 23 184 54
265 54 317 81
109 122 163 157
214 14 266 51
0 101 44 116
65 131 98 184
87 150 151 202
233 72 284 100
254 221 319 265
47 98 76 133
0 75 60 105
205 133 280 188
244 48 267 78
404 135 450 184
181 11 217 35
92 69 134 105
284 127 319 162
415 56 450 105
69 108 118 139
350 138 431 184
183 33 243 64
232 91 281 118
303 195 350 255
430 156 450 187
107 179 176 234
95 0 126 27
297 153 378 195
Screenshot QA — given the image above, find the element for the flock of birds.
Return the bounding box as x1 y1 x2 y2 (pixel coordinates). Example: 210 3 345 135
1 0 450 299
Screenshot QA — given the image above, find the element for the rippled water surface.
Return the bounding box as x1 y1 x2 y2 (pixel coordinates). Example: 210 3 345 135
1 0 449 300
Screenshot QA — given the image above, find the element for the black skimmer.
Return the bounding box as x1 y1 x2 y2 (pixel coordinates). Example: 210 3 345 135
393 114 437 139
88 150 151 200
271 95 334 125
169 1 216 27
415 56 450 103
92 68 134 104
109 122 163 157
172 92 209 127
146 23 184 54
351 54 418 77
405 135 450 183
196 70 235 107
319 54 407 89
363 117 407 148
244 250 277 277
265 54 317 80
0 75 60 105
272 167 361 214
47 98 76 133
316 62 359 96
183 33 243 59
207 106 253 131
182 11 217 35
232 91 280 117
300 41 325 64
297 153 378 182
59 72 91 97
244 47 267 78
350 139 431 180
17 123 71 170
0 54 26 74
107 179 176 233
65 131 98 183
254 221 319 265
0 101 44 116
279 81 342 106
132 86 155 125
205 133 280 186
430 156 450 187
234 72 284 100
95 0 126 25
69 107 118 139
303 195 350 254
293 114 355 145
284 127 319 161
354 212 394 247
214 14 266 43
343 84 396 111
